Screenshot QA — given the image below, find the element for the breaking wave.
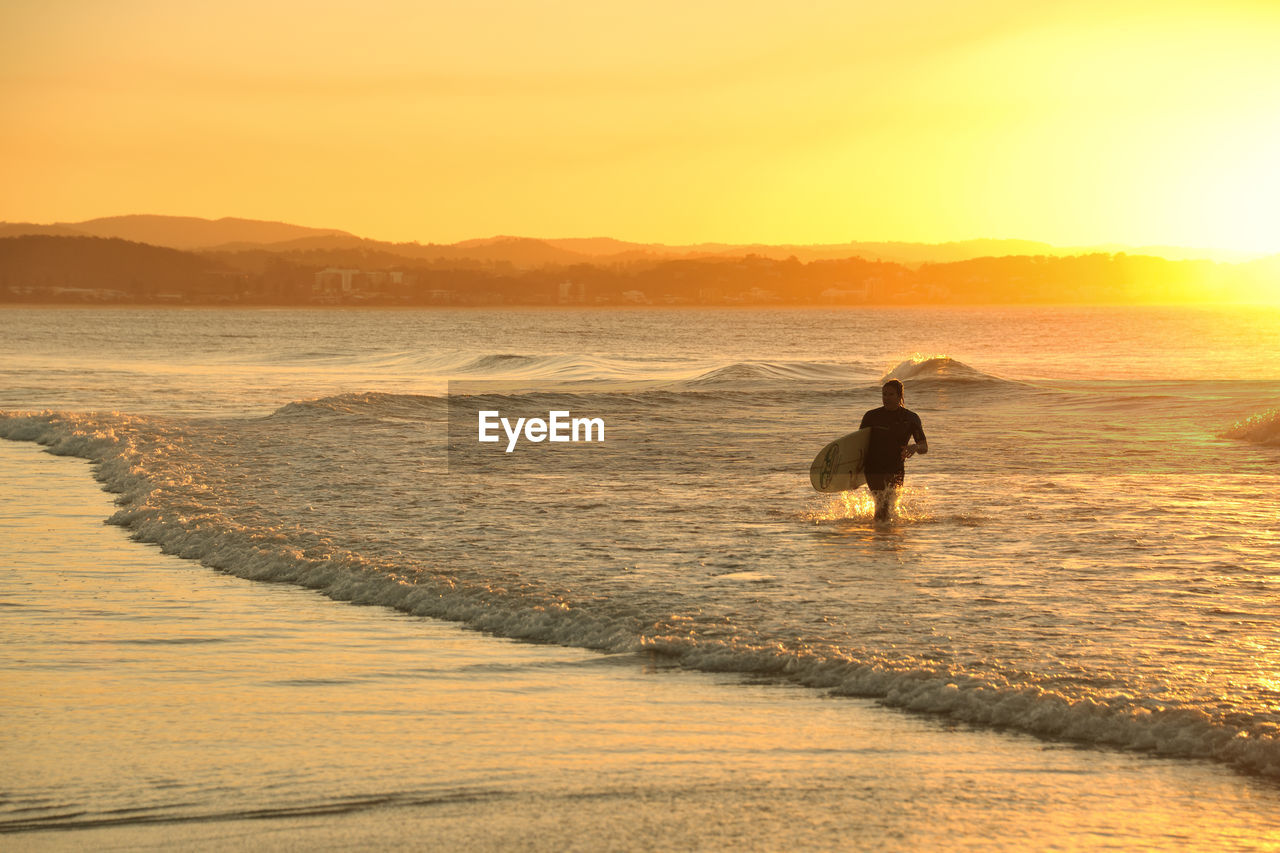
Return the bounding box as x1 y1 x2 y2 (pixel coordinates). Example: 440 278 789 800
1223 409 1280 447
882 355 1010 385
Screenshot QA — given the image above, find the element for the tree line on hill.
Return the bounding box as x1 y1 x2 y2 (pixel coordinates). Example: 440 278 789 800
0 235 1274 306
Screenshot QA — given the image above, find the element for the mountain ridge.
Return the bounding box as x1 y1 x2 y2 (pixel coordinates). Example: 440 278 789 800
0 215 1267 266
4 233 1276 306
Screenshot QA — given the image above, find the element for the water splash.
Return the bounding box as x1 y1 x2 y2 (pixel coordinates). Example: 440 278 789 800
803 485 932 524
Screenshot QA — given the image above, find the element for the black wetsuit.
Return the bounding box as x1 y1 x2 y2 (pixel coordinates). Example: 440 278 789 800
859 405 926 489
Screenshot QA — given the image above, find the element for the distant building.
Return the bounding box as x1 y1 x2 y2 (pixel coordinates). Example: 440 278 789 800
820 283 870 303
311 268 417 302
314 268 361 298
744 287 780 303
557 280 586 304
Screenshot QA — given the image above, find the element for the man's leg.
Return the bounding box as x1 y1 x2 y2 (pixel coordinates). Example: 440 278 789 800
866 473 903 521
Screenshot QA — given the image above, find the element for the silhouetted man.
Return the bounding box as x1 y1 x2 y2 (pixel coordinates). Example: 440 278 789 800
860 379 927 521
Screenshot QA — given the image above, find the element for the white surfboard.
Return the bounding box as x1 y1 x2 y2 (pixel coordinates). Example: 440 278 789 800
809 428 870 492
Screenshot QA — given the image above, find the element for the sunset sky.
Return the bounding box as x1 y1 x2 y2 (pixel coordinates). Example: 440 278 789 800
2 0 1278 252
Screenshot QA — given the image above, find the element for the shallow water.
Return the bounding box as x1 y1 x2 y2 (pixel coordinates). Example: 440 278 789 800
2 305 1280 842
3 440 1280 851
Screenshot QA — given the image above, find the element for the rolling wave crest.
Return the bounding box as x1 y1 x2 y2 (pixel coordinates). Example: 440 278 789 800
882 355 1009 385
1222 409 1280 447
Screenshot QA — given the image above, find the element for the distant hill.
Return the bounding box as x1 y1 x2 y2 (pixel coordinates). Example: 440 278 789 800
5 233 1271 305
439 236 595 266
540 238 1265 265
0 215 356 250
0 225 1065 267
1082 243 1263 264
0 215 1266 266
443 237 1068 266
0 235 241 300
208 235 598 267
203 231 1273 269
0 223 91 238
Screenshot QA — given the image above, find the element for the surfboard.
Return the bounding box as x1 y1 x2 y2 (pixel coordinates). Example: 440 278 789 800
809 428 870 492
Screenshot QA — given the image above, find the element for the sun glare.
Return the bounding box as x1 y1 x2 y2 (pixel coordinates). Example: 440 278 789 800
1201 150 1280 256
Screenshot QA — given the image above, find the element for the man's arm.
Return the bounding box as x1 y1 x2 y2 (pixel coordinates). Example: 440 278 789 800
902 417 927 458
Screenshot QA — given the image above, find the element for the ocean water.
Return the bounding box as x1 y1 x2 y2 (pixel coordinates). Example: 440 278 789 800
3 304 1280 846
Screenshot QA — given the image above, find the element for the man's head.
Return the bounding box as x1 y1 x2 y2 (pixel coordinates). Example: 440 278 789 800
881 379 904 409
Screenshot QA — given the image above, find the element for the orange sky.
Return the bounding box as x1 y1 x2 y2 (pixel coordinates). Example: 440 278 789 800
2 1 1278 252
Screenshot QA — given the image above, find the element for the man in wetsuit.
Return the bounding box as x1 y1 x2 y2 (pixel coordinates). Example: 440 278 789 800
859 379 928 522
